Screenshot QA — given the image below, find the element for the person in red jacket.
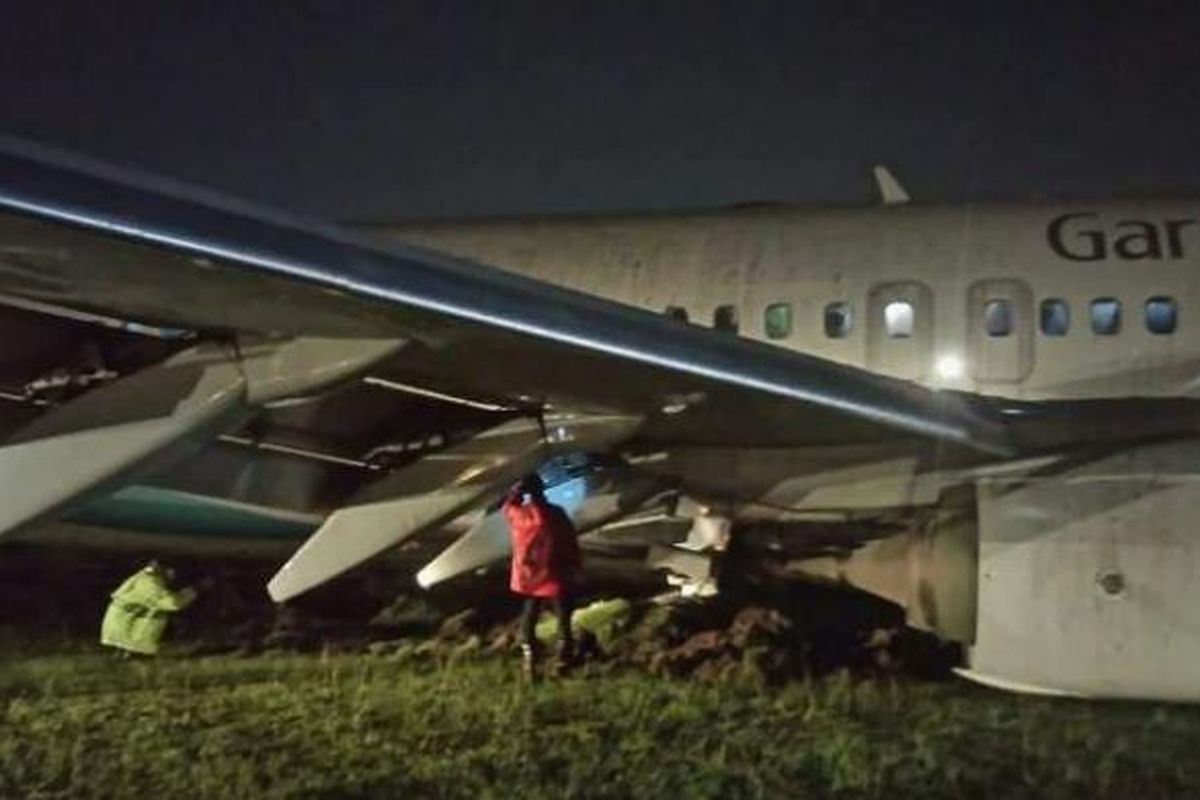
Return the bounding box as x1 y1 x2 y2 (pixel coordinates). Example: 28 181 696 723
503 473 582 682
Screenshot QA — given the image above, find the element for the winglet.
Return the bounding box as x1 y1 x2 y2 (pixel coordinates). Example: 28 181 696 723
873 165 911 205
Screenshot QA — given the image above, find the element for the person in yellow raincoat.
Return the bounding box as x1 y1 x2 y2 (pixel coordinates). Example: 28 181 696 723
100 561 199 656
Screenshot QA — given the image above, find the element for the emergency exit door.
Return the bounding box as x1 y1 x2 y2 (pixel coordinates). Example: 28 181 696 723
968 279 1033 383
867 281 933 381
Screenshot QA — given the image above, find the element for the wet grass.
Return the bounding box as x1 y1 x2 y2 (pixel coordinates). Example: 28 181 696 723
2 648 1199 799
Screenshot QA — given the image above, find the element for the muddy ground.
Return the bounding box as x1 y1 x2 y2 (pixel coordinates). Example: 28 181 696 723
0 543 958 683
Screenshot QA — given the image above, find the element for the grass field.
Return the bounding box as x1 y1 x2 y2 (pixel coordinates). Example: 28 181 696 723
3 646 1200 799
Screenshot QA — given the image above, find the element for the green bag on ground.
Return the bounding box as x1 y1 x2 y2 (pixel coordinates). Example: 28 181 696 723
536 598 632 648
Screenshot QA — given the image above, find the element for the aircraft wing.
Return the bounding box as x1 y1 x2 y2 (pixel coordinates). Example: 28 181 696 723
0 140 1027 599
0 139 1011 457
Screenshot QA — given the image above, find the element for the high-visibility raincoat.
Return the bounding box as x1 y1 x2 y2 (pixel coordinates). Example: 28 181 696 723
100 565 197 655
504 494 581 598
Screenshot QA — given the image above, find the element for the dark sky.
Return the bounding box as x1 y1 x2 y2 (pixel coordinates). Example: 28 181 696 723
2 4 1199 220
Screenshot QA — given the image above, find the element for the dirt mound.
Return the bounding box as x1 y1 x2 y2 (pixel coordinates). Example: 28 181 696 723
418 586 962 684
200 584 961 683
0 546 960 682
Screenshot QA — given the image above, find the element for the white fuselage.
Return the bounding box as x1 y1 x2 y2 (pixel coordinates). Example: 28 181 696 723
382 201 1200 402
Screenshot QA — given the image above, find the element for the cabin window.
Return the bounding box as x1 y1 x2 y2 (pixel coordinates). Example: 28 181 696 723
984 299 1013 337
883 300 914 338
1090 298 1121 335
824 301 853 338
764 303 792 339
1040 299 1070 336
664 305 689 323
1145 296 1177 335
713 304 739 333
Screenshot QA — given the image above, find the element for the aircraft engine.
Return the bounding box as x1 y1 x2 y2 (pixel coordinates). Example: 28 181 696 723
963 439 1200 700
788 489 977 644
795 439 1200 701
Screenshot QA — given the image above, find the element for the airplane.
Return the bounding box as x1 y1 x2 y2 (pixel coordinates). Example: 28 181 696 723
0 137 1197 701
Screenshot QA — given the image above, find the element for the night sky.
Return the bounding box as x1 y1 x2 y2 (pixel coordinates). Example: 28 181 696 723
2 4 1199 221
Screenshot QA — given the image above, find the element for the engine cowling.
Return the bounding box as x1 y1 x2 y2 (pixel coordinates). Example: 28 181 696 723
796 439 1200 701
964 439 1200 700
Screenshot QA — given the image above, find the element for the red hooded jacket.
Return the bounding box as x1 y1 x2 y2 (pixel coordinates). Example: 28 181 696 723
503 493 581 598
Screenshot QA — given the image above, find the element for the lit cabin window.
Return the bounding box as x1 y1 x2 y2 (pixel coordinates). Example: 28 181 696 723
984 299 1013 337
1039 299 1070 336
824 302 853 338
1145 296 1177 335
883 300 914 338
713 304 739 333
664 305 689 323
1090 298 1121 335
764 303 792 339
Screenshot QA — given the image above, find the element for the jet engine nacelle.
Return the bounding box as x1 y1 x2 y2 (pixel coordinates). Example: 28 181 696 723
793 439 1200 701
964 439 1200 701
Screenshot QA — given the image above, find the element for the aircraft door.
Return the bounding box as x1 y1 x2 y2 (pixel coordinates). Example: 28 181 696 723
867 281 933 381
967 279 1033 383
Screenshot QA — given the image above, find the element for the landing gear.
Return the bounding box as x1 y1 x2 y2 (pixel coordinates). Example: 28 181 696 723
649 512 732 598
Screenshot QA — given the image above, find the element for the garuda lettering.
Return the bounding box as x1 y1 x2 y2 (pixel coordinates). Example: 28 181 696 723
1047 212 1195 262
